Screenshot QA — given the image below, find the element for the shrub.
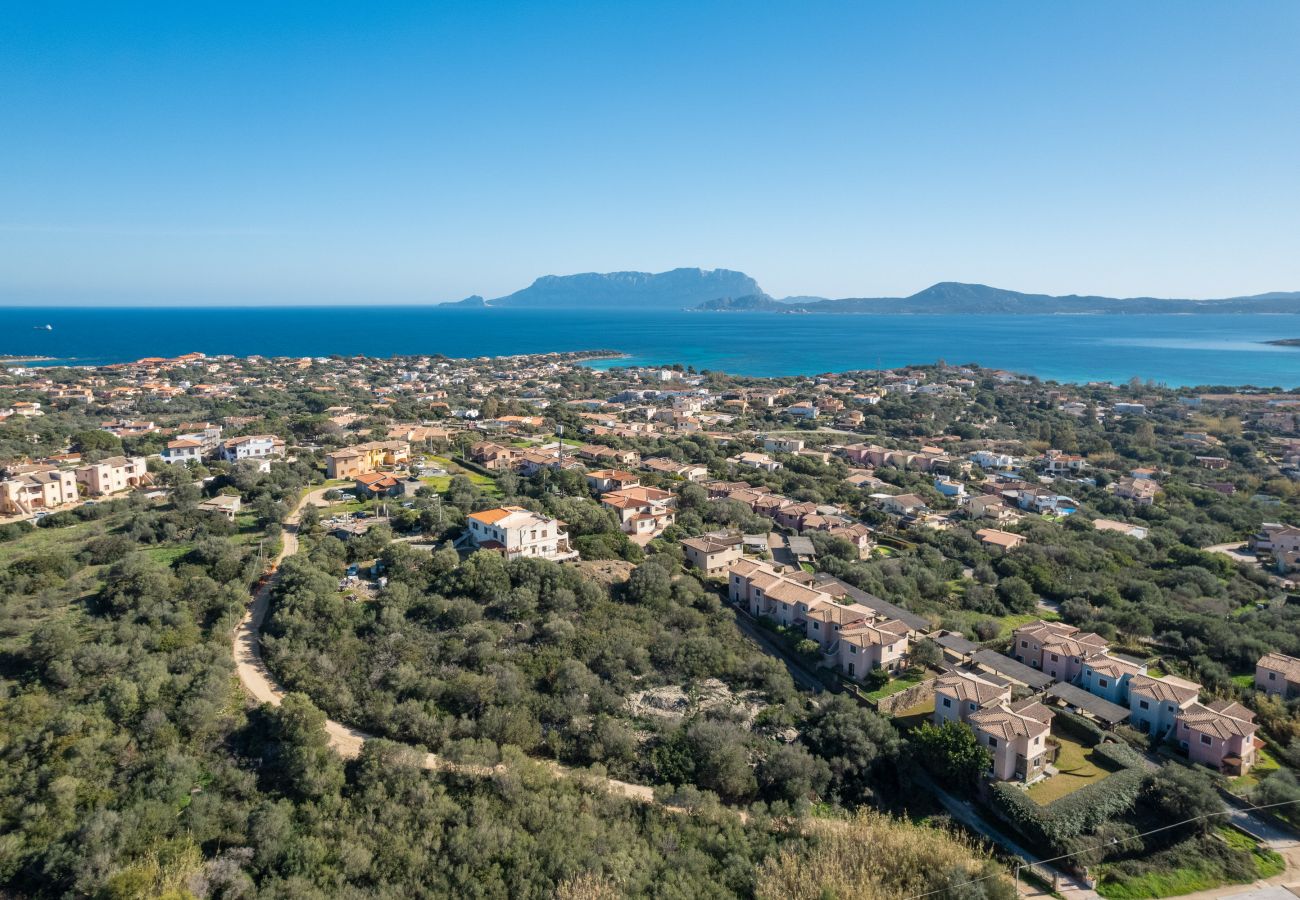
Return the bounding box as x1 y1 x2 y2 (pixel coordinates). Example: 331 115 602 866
1052 709 1105 746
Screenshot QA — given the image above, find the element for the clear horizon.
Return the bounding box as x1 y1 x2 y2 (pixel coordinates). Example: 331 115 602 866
3 2 1298 306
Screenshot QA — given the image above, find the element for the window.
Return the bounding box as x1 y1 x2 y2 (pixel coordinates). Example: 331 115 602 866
968 702 976 712
988 737 998 748
942 698 952 708
1050 654 1059 662
1269 672 1276 681
1020 640 1028 648
1098 679 1108 688
1139 700 1149 710
1200 734 1212 746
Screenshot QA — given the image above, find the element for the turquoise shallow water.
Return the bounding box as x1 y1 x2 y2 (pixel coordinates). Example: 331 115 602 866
1 307 1298 387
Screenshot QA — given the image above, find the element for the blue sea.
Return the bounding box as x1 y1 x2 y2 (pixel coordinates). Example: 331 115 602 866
2 307 1298 388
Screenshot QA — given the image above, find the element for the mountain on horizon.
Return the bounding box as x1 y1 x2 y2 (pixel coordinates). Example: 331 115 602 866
442 270 1300 314
446 268 762 309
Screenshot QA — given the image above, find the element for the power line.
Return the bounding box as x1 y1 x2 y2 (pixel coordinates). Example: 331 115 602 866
898 796 1300 900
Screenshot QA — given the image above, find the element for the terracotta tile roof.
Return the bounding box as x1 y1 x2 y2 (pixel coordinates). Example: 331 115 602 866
1258 652 1300 683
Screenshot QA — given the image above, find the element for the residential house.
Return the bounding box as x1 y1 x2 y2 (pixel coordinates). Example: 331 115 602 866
1176 700 1259 775
729 452 782 472
934 477 966 498
641 457 708 481
1010 621 1109 683
878 493 927 516
1113 477 1159 506
975 528 1024 551
1127 674 1200 738
1092 519 1150 540
1252 524 1300 556
601 485 676 544
763 436 806 454
680 533 743 576
462 506 577 561
0 467 79 515
198 494 242 521
220 435 286 464
75 456 149 497
161 438 202 465
932 670 1012 726
1255 652 1300 700
585 469 641 494
467 441 516 472
324 440 410 479
969 699 1054 782
354 472 416 499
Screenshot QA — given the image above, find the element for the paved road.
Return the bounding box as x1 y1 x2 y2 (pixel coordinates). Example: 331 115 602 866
231 486 657 804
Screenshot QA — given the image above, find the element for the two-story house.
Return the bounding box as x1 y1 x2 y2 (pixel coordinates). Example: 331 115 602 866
1011 621 1109 683
74 456 149 497
1255 652 1300 700
462 506 577 562
969 699 1054 782
1127 673 1201 738
933 670 1012 726
1176 700 1259 775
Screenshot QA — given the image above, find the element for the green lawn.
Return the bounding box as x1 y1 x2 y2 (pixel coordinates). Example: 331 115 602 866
1230 673 1255 690
864 669 927 702
1025 733 1120 805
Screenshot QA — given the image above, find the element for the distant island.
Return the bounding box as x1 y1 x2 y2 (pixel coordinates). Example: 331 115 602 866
439 268 1300 315
1265 338 1300 347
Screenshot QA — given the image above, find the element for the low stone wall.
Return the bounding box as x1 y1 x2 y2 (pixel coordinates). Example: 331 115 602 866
875 677 937 714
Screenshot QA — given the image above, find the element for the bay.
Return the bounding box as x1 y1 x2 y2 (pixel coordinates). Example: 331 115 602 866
1 306 1297 387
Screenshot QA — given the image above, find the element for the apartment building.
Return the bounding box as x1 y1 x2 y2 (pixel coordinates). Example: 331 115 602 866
161 438 203 465
1126 673 1201 738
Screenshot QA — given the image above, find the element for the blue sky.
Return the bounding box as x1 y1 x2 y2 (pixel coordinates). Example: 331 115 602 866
2 2 1298 305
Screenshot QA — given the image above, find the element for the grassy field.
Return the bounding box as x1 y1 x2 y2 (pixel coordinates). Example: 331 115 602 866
422 456 501 495
943 609 1061 641
1025 732 1120 805
1230 673 1255 690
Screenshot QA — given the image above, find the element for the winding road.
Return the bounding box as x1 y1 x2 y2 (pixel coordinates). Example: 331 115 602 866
231 487 657 802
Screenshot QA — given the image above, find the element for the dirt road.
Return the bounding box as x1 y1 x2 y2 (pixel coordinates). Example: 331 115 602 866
230 486 656 802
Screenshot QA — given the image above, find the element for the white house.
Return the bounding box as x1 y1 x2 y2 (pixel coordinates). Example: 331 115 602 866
462 506 578 561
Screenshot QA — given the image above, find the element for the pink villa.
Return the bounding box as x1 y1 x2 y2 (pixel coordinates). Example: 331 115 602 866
933 670 1012 726
1176 700 1260 776
968 699 1055 782
1011 620 1109 683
